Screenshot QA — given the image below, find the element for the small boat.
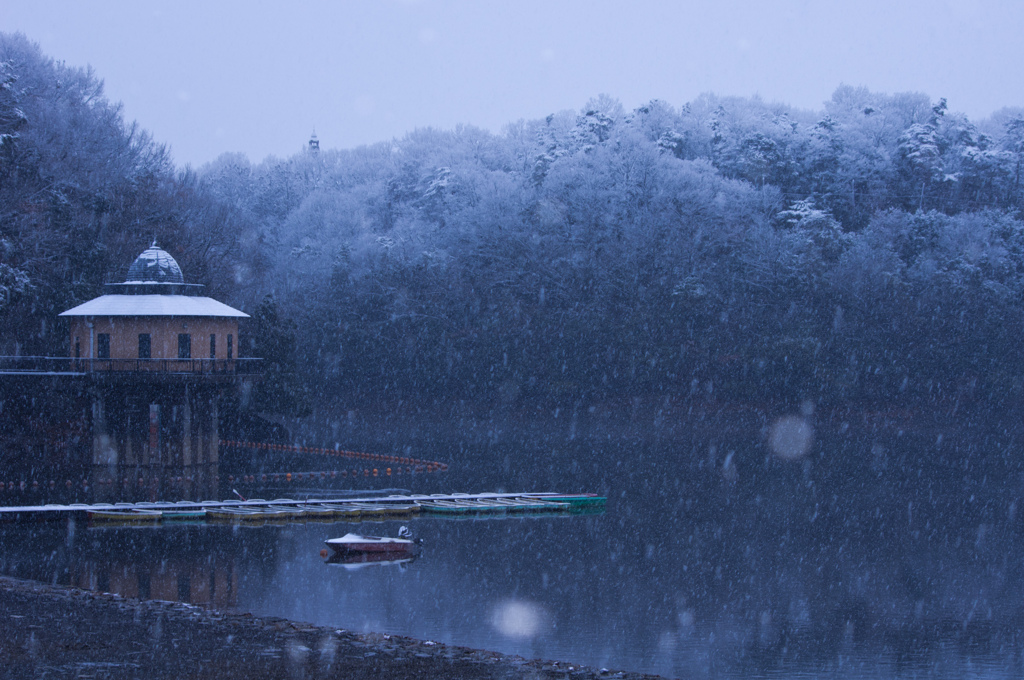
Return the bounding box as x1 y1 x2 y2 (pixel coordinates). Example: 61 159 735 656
163 508 207 521
345 502 389 517
87 508 162 523
252 505 304 519
448 499 510 513
206 507 263 522
314 503 366 518
161 501 206 520
376 502 421 516
325 527 419 555
490 497 568 512
523 492 608 507
416 500 470 515
299 505 339 519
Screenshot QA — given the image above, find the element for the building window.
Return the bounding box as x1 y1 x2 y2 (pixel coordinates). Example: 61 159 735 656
210 334 216 359
139 333 151 359
178 333 191 359
227 334 233 360
74 338 80 359
97 334 110 359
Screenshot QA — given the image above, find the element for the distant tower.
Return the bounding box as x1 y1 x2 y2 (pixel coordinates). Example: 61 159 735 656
308 130 320 154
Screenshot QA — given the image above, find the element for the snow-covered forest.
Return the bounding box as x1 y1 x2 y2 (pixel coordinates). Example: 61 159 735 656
4 31 1024 413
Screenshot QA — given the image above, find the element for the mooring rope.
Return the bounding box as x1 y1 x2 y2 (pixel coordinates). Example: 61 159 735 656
0 443 447 493
218 440 448 473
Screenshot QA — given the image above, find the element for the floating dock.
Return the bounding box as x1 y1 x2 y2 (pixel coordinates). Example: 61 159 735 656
0 492 605 524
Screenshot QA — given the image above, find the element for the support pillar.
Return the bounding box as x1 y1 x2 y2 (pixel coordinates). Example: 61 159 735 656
91 393 118 466
124 409 134 466
90 391 118 502
148 403 160 466
210 397 219 465
182 388 192 467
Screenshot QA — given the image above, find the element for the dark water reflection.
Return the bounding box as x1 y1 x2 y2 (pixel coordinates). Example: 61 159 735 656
3 406 1024 679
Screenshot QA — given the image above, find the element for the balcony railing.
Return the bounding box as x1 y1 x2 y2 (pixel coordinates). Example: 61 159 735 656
0 356 262 375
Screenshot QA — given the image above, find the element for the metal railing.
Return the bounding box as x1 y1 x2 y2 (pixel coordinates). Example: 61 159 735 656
0 356 262 375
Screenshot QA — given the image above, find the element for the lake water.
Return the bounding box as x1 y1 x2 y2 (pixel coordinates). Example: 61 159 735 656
2 403 1024 679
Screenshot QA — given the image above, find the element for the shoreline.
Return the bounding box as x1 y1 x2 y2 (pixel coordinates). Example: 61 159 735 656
0 575 666 680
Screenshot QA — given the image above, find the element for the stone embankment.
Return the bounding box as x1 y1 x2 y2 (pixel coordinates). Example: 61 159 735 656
0 576 666 680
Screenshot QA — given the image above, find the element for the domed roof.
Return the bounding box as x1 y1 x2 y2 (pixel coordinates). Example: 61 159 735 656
125 243 184 284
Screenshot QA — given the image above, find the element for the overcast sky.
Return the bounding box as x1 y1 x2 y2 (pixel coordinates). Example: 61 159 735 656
3 0 1023 168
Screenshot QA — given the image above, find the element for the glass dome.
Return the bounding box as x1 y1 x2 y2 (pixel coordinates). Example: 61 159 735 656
125 244 185 284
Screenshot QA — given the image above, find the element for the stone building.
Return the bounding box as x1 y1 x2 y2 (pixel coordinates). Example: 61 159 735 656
52 244 255 499
60 243 247 367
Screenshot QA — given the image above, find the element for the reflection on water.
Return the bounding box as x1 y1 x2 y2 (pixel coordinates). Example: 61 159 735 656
325 552 418 570
0 522 244 609
68 553 237 608
2 408 1024 679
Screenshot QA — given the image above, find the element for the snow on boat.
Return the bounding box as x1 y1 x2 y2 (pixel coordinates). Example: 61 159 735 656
325 527 419 554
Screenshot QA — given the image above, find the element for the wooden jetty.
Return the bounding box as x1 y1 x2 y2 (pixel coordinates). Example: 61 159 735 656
0 492 605 524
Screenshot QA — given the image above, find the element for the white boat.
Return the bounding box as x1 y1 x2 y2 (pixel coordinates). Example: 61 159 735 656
324 527 419 554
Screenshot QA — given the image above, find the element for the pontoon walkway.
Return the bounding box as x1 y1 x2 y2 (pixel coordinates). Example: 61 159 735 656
0 492 605 523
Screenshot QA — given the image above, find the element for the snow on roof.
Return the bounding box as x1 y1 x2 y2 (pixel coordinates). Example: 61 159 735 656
59 295 249 318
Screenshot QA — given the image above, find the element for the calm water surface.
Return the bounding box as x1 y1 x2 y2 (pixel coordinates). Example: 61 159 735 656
2 405 1024 679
